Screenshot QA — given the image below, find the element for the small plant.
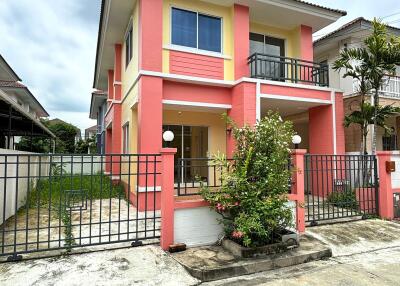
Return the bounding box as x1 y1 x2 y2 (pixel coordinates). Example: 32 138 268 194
201 112 295 247
327 186 359 210
60 207 75 251
50 162 67 177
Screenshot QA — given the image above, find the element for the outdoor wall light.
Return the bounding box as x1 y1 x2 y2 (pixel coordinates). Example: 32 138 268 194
292 135 301 149
163 130 174 147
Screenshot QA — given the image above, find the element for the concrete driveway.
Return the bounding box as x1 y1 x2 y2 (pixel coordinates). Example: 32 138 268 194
205 219 400 286
2 219 400 286
0 246 199 286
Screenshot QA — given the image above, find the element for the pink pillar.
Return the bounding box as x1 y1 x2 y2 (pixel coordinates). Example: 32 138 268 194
137 76 163 153
334 92 346 154
107 70 114 108
233 4 249 79
139 0 163 72
160 148 177 251
111 44 122 175
227 82 256 156
309 105 334 154
105 129 112 173
300 25 313 62
291 149 306 233
299 25 313 83
377 151 394 219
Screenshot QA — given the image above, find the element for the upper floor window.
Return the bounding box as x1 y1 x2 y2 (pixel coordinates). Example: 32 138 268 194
125 22 133 68
171 7 222 53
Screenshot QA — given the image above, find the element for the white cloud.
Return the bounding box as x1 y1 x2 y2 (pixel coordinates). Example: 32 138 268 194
0 0 98 130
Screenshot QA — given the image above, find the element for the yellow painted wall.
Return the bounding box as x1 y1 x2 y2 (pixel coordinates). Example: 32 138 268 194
163 110 227 156
121 1 139 153
162 0 234 80
121 1 139 99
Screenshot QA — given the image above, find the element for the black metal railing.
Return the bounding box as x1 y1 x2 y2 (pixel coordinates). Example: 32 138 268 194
248 53 329 86
175 157 293 196
0 153 161 261
304 154 378 225
175 158 231 196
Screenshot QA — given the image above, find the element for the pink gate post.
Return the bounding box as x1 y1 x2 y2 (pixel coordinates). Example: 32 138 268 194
377 151 394 219
290 149 306 233
160 148 177 250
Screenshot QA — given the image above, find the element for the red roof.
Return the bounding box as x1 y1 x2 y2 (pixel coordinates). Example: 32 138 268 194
0 80 26 88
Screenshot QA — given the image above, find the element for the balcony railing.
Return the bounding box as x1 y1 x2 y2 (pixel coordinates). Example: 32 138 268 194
352 75 400 99
248 53 329 87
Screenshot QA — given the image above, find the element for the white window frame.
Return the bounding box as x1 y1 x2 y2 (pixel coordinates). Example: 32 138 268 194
123 123 129 153
124 18 133 69
170 6 223 54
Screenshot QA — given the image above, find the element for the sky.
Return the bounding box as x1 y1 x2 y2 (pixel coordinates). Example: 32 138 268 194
0 0 399 132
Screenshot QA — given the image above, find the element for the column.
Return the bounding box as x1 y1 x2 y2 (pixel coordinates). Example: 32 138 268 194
160 148 177 250
233 4 249 80
377 151 394 219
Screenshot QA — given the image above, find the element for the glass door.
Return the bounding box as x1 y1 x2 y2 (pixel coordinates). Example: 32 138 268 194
162 125 208 183
250 33 285 80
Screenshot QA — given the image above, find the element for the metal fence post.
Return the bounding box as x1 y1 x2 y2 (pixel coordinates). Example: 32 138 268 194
160 148 177 251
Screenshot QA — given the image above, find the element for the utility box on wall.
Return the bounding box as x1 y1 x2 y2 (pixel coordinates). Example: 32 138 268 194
394 193 400 218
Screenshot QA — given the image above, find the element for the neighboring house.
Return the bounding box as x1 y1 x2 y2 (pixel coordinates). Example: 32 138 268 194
92 0 346 177
0 54 54 150
85 125 98 139
314 17 400 153
47 118 81 143
89 90 107 153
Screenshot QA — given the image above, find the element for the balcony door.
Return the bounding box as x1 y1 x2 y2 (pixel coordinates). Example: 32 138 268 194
162 125 208 183
250 33 285 80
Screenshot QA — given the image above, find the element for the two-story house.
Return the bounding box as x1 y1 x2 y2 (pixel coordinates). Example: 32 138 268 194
314 17 400 153
89 89 107 153
0 54 53 150
92 0 346 200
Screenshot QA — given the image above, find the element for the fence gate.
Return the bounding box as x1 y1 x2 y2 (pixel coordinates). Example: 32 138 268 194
0 153 161 261
304 154 379 225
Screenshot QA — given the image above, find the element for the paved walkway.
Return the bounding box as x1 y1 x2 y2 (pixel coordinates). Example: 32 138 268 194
203 245 400 285
0 246 199 286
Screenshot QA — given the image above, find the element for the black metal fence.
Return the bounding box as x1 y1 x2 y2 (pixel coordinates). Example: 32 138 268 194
175 157 293 196
0 153 161 261
248 53 329 86
175 158 230 196
304 154 378 224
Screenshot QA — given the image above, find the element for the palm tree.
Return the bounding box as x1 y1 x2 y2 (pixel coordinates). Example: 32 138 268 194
334 18 400 154
344 102 400 154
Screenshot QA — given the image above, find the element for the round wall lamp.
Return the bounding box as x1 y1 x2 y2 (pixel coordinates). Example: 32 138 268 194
163 130 174 147
292 135 302 149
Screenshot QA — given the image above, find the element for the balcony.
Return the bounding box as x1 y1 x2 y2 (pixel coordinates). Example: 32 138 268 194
352 75 400 99
248 53 329 87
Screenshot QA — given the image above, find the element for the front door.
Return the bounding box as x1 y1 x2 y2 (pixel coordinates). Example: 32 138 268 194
162 125 208 183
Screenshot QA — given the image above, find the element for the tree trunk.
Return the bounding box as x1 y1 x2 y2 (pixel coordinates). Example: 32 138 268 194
372 90 379 154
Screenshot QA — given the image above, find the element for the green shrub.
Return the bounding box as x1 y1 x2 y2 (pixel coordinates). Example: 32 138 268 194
327 187 359 210
200 112 295 247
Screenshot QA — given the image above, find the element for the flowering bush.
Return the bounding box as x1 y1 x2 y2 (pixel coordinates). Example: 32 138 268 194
200 112 295 247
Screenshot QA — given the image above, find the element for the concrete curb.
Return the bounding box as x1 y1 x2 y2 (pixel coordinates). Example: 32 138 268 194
172 235 332 282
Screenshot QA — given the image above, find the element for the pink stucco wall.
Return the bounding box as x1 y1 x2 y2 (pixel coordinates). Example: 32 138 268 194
169 51 224 79
163 81 231 105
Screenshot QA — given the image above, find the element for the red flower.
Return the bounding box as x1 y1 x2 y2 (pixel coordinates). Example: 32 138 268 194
232 230 244 238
